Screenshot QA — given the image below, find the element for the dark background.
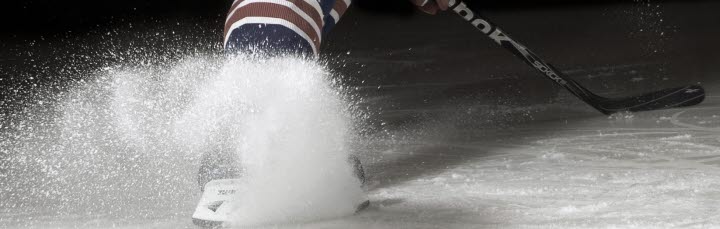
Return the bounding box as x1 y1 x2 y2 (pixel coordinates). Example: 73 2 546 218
2 0 707 38
1 0 719 118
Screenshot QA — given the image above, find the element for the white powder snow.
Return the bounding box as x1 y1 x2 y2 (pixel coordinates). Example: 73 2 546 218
178 56 365 227
0 54 365 227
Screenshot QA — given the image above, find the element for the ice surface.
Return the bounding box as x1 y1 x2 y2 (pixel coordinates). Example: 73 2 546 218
3 48 720 229
3 67 720 229
327 99 720 229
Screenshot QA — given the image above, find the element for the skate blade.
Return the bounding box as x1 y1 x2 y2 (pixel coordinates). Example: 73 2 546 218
192 179 370 227
356 199 370 213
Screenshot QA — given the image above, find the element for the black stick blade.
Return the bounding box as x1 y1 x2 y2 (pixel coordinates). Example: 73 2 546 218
593 85 705 115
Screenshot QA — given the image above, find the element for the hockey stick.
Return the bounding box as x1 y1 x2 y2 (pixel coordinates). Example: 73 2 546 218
443 0 705 115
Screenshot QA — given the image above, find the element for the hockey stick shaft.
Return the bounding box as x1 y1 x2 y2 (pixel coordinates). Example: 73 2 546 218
443 0 704 114
445 0 606 112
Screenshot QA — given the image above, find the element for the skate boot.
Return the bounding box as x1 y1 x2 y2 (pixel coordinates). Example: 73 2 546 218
193 148 243 227
348 155 370 212
192 153 368 227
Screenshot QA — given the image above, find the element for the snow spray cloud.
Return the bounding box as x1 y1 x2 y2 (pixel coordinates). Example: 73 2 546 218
178 55 365 227
0 20 223 221
0 55 222 218
1 48 364 225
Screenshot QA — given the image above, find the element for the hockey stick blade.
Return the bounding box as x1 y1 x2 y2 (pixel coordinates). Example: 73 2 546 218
590 85 705 115
448 0 706 115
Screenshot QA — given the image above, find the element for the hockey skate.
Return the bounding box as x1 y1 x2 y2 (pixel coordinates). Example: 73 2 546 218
191 151 368 227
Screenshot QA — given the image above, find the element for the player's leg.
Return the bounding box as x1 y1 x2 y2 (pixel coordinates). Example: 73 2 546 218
198 0 356 191
193 1 365 224
223 0 335 57
321 0 351 35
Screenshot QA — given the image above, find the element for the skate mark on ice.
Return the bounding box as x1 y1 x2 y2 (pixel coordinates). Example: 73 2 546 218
364 144 501 191
533 130 720 170
671 111 720 132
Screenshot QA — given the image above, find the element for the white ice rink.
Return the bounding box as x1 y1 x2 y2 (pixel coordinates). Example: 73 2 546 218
3 76 720 228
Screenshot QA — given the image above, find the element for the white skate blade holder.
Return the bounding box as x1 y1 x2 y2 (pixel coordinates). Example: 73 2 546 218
192 179 245 227
192 178 370 227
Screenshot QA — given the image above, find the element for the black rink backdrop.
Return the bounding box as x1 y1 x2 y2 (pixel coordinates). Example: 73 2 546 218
1 0 718 110
1 0 705 38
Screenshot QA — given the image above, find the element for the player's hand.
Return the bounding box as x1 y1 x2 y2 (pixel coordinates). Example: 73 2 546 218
410 0 451 15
